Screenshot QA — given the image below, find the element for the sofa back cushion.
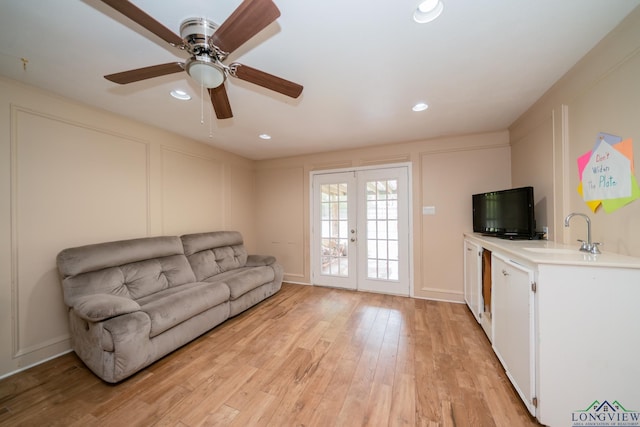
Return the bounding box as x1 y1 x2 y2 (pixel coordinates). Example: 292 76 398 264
181 231 248 281
57 236 196 306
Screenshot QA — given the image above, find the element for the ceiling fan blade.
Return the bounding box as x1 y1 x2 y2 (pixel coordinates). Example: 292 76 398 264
232 63 303 98
101 0 183 46
210 0 281 55
105 62 184 84
209 86 233 119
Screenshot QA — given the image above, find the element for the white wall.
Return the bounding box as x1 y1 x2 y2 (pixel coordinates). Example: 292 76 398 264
510 7 640 255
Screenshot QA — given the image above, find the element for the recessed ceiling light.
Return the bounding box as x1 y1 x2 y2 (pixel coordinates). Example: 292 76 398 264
259 133 272 140
412 102 429 112
413 0 444 23
170 89 191 100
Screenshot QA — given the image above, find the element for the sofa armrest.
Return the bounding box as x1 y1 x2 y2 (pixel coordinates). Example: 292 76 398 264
72 294 141 322
246 254 276 267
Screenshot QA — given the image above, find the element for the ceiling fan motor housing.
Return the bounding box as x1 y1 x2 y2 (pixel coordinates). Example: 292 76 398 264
180 18 219 57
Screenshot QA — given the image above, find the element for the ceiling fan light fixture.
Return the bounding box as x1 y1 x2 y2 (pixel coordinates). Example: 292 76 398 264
185 56 226 88
413 0 444 23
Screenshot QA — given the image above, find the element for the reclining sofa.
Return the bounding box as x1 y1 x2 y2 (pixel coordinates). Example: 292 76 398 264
56 231 283 383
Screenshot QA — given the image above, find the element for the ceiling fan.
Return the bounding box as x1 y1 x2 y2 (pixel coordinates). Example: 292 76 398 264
100 0 303 119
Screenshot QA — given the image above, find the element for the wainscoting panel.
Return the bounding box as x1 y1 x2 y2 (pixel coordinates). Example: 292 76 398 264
255 167 305 278
227 164 256 249
160 147 225 236
419 146 510 302
11 107 150 361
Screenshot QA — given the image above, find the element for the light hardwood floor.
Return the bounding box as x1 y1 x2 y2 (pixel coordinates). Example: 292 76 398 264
0 283 540 426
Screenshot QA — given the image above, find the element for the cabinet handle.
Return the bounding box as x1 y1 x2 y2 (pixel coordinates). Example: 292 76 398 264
502 269 509 276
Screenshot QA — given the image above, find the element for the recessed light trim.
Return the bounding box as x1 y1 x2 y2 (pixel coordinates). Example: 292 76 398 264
414 0 444 23
412 102 429 112
259 133 272 140
170 90 191 100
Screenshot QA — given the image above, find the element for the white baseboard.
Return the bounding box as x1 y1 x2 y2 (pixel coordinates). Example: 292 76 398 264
0 349 74 380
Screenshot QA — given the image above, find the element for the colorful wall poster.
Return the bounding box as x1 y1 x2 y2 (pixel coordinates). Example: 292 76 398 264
577 132 639 213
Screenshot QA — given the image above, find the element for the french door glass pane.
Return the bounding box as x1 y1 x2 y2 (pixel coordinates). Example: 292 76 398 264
388 261 399 280
388 240 398 260
388 220 398 239
376 221 387 239
368 240 377 257
367 220 376 239
339 220 348 238
320 183 349 277
366 179 399 280
388 200 398 219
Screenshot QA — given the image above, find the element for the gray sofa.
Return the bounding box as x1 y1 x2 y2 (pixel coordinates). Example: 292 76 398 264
56 231 283 383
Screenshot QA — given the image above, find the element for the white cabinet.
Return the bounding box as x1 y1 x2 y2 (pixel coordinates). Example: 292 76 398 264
463 233 640 427
535 264 640 427
491 253 536 416
463 239 482 323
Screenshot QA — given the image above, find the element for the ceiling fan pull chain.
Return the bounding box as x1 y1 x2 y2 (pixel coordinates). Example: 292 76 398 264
209 106 214 138
208 93 214 138
200 81 205 124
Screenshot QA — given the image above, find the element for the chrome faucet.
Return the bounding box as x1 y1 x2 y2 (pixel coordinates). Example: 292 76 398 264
564 213 601 254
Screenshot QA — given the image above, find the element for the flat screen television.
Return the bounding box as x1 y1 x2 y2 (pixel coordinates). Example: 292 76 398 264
472 186 536 239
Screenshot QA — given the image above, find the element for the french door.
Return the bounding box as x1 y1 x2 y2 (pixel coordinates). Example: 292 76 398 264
311 166 410 296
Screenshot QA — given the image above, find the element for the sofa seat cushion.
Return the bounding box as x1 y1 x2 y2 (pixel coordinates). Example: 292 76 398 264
207 266 275 300
137 281 230 338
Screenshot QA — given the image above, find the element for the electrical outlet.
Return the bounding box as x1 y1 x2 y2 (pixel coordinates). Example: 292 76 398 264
422 206 436 215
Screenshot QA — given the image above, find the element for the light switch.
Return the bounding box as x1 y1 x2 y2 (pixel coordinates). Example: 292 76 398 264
422 206 436 215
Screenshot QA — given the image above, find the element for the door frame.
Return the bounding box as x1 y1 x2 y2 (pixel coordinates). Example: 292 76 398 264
309 163 414 297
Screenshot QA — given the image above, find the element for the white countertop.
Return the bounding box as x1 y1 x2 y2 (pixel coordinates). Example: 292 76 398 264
464 232 640 269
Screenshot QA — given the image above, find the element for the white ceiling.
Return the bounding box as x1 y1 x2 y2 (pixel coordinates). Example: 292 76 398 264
1 1 638 160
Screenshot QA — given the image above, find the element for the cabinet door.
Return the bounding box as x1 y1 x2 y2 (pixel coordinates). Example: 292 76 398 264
463 240 482 323
492 254 536 416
